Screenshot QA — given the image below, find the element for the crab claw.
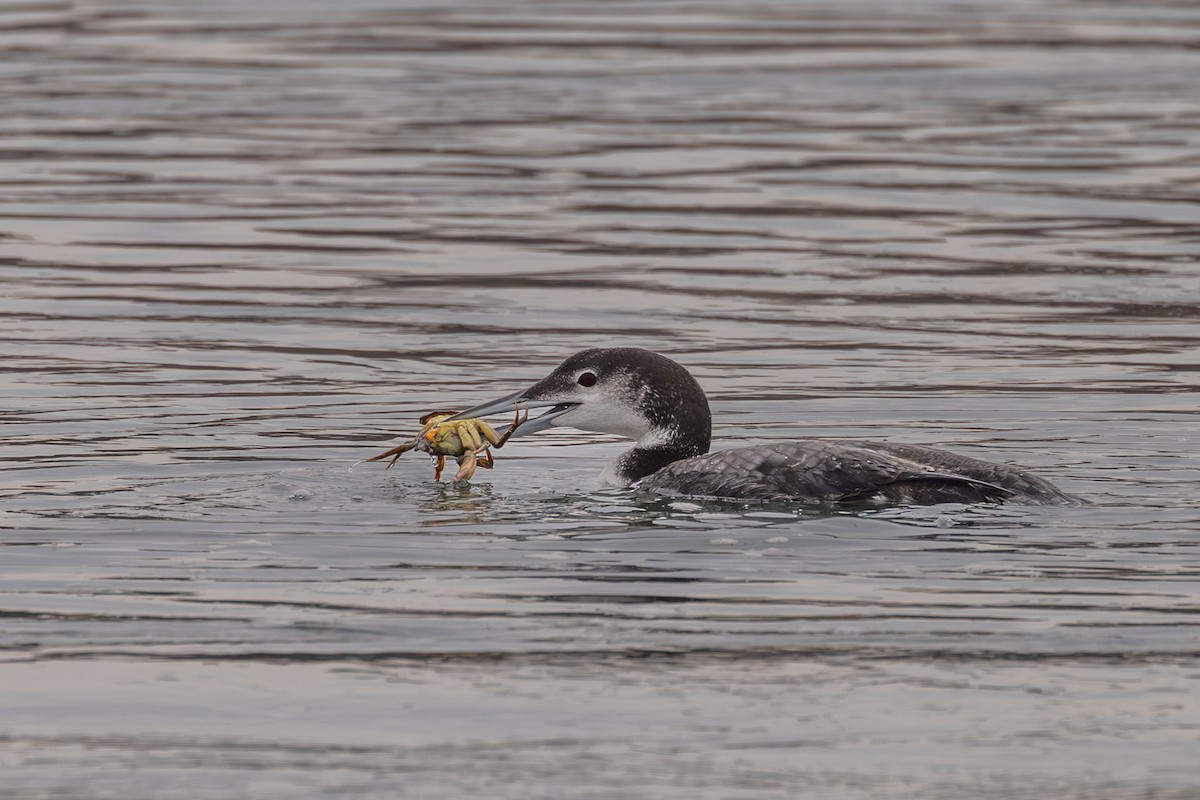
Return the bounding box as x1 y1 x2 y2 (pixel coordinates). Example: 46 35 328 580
453 451 478 483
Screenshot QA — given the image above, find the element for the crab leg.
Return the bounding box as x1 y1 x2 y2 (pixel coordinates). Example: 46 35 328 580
475 421 502 448
491 403 528 449
419 410 461 426
433 454 447 482
365 441 416 469
454 421 484 452
453 451 478 482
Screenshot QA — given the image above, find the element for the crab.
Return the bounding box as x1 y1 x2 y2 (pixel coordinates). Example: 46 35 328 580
366 405 526 482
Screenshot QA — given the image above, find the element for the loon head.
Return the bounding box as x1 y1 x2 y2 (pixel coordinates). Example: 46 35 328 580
448 348 712 485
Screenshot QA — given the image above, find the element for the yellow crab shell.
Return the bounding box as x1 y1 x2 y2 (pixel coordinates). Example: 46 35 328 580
415 413 501 458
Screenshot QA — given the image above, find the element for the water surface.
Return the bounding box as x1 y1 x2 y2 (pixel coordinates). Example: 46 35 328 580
2 0 1200 797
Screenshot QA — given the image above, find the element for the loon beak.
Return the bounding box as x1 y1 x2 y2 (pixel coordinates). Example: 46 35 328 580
445 389 578 438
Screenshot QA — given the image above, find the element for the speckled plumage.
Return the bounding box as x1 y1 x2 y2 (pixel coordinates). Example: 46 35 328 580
638 439 1079 505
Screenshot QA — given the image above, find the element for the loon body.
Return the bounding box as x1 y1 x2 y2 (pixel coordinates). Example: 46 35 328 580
448 348 1080 506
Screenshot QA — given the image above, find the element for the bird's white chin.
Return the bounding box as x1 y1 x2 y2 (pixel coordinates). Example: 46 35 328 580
553 403 651 442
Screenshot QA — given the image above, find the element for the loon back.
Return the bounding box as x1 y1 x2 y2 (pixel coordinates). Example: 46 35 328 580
638 439 1081 505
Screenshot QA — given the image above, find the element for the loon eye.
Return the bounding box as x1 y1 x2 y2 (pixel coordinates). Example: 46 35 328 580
577 371 597 387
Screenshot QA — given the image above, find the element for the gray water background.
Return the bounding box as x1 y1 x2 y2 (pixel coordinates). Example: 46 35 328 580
2 0 1200 797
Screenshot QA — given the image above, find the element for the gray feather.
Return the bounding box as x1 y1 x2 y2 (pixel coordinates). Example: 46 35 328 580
637 440 1080 505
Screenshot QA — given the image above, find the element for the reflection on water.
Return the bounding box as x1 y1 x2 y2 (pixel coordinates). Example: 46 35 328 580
2 0 1200 797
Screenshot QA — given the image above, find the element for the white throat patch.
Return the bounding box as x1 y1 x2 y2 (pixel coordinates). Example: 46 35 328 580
553 401 651 442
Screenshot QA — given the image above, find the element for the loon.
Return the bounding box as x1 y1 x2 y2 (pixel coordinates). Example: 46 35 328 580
447 348 1081 505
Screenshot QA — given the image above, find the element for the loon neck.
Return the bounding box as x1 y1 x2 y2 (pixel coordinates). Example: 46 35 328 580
603 427 711 486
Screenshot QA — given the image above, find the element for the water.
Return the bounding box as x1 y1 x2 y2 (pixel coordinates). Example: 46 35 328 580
3 0 1200 797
